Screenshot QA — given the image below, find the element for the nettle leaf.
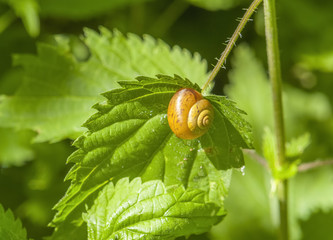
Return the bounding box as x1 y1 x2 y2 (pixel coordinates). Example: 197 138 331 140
51 75 251 227
262 128 310 180
0 28 208 143
0 204 28 240
83 178 223 240
210 155 276 240
290 167 333 240
299 210 333 240
83 28 208 86
286 133 310 162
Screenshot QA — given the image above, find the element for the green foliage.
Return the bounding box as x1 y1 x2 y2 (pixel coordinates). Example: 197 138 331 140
209 156 276 240
226 44 332 146
262 128 310 180
0 141 74 239
298 210 333 240
1 0 333 239
224 43 333 240
285 133 310 162
84 178 223 240
225 44 274 145
51 75 250 230
289 167 333 240
0 204 28 240
0 28 208 143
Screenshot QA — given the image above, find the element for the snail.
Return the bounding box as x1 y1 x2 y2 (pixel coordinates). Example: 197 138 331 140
167 88 214 139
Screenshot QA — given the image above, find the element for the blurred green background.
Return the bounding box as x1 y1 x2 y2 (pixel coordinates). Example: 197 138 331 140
0 0 333 239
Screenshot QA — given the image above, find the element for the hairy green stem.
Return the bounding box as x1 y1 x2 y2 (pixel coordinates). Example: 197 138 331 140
263 0 288 239
201 0 263 93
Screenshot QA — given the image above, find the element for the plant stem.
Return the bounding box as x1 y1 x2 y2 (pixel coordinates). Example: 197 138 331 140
278 179 289 240
201 0 263 93
263 0 288 239
298 159 333 172
242 149 268 168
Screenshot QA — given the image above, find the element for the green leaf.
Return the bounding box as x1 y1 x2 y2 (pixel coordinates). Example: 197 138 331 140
0 28 208 143
289 167 333 240
284 87 332 124
225 44 274 147
83 178 224 240
38 0 153 20
51 75 250 226
0 127 34 167
82 28 208 86
262 128 309 180
0 38 111 142
0 204 28 240
286 132 310 162
185 0 245 11
298 210 333 240
209 156 276 240
46 224 86 240
6 0 40 37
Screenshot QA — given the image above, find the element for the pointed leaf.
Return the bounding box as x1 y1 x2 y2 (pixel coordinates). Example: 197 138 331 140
83 178 224 240
51 75 251 226
0 28 208 143
0 204 28 240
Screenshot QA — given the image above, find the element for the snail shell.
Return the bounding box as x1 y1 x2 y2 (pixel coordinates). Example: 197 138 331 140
167 88 214 139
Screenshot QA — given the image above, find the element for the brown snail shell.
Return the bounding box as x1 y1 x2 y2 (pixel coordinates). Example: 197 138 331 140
167 88 214 139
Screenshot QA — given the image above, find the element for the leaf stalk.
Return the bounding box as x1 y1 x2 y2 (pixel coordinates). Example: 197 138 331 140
201 0 263 93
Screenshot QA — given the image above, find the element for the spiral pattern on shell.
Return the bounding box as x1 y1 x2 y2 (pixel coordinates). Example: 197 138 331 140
167 88 214 140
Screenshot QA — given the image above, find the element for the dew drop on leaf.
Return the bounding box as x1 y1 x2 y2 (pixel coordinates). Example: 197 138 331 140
240 165 246 176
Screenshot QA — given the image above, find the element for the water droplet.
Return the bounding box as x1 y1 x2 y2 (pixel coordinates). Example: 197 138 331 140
240 165 245 176
159 115 167 124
